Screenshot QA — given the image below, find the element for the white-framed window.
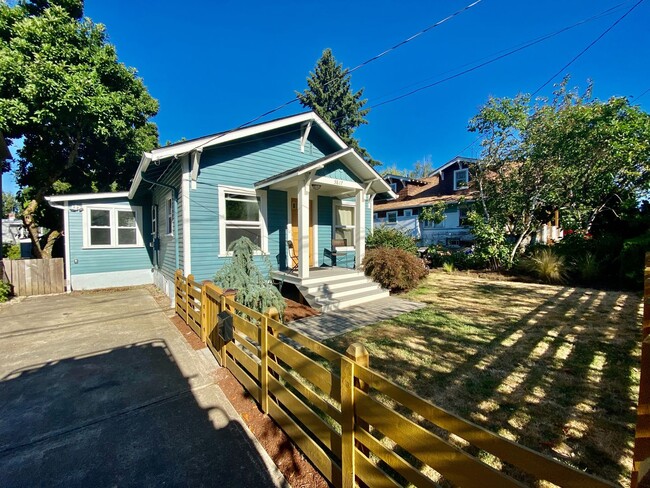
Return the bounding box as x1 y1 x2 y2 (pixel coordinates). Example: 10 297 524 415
151 204 158 236
165 195 174 236
454 168 469 190
83 205 143 248
334 203 355 245
404 209 413 217
218 186 267 256
459 207 469 227
390 182 397 192
387 211 398 224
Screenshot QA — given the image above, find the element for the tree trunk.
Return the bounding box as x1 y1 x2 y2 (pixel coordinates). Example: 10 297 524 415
22 199 45 258
509 225 532 266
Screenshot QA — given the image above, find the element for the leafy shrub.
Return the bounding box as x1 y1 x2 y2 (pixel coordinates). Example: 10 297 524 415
362 247 428 292
619 233 650 289
521 249 567 284
427 245 482 270
0 280 11 303
466 211 513 269
2 243 20 259
442 262 455 273
366 227 418 255
214 237 285 317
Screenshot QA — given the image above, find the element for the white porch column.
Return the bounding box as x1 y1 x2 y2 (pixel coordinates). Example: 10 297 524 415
298 178 311 279
355 189 366 268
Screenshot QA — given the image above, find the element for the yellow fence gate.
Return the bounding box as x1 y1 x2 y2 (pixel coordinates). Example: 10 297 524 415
174 270 616 488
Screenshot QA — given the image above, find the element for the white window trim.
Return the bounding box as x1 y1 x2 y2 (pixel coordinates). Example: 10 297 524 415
165 193 174 236
151 204 158 236
218 185 268 257
82 204 144 249
453 168 469 190
333 200 355 245
386 211 398 224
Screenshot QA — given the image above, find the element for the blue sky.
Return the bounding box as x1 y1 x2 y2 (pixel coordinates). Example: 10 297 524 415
4 0 650 192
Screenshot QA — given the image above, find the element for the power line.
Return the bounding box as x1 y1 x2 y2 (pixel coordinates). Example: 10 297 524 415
633 87 650 102
369 2 631 110
531 0 646 96
174 0 484 156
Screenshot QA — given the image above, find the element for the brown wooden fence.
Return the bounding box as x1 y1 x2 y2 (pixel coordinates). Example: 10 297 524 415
632 254 650 487
2 258 65 296
174 270 615 488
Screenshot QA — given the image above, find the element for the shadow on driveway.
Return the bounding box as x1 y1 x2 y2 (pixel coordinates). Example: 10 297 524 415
0 340 280 487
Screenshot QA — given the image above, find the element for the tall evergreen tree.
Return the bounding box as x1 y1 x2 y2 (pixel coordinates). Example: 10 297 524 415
297 49 378 165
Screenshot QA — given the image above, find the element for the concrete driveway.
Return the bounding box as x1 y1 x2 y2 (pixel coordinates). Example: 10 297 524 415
0 288 285 487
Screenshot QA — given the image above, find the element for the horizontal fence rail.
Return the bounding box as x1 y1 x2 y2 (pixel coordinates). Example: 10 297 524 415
174 270 616 488
2 258 65 296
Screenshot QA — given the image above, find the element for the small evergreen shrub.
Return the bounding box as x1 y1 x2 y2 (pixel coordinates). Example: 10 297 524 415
0 281 11 303
2 243 20 259
366 227 418 255
521 249 567 284
214 237 285 317
362 247 428 292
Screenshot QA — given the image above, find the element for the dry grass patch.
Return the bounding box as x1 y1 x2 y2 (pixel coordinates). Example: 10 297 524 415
325 271 642 487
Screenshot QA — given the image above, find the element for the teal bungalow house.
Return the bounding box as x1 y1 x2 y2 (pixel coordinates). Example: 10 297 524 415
46 112 394 310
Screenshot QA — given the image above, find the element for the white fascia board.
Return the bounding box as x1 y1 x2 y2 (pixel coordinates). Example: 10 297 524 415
46 191 130 203
128 152 153 199
338 151 393 195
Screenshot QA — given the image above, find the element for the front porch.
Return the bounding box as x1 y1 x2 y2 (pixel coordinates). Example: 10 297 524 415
271 266 389 312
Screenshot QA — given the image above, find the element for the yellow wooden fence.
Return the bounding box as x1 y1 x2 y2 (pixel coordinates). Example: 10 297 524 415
174 270 615 488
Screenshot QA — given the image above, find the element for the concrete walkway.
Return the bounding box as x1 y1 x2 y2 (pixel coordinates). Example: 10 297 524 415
288 296 425 341
0 288 285 487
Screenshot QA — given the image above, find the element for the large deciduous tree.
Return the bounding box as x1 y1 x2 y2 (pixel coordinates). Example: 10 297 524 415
469 79 650 267
0 0 159 257
297 48 377 165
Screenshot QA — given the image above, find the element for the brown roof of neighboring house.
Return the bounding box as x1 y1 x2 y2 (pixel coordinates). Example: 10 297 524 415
375 174 476 211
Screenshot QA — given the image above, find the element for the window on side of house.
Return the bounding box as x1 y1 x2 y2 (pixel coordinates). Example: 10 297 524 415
151 204 158 236
404 209 412 217
334 204 354 246
390 182 397 192
453 168 469 190
85 206 143 248
165 196 173 236
459 207 469 227
224 191 262 250
387 211 397 224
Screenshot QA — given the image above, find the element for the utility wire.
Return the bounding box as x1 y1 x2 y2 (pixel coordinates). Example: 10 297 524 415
369 2 631 110
170 0 484 156
531 0 646 96
633 87 650 102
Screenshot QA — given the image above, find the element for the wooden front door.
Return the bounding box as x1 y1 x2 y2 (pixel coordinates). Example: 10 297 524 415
291 198 314 267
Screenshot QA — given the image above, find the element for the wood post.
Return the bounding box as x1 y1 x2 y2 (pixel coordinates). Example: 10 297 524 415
341 342 370 488
260 313 269 414
200 281 208 343
186 273 194 325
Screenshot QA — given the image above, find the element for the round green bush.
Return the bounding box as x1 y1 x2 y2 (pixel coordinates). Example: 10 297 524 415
362 247 428 292
366 227 418 255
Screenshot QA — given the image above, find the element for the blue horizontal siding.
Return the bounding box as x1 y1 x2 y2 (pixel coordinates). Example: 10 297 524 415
67 196 152 276
316 160 361 184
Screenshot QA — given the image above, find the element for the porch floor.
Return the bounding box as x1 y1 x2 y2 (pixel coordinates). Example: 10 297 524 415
271 266 358 286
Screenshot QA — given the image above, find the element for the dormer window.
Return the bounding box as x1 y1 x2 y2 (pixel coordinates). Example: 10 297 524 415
454 169 469 190
390 182 397 192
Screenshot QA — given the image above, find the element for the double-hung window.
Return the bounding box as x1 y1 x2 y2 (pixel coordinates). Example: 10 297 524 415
387 211 398 224
334 204 354 245
84 206 142 248
219 187 266 255
454 169 469 190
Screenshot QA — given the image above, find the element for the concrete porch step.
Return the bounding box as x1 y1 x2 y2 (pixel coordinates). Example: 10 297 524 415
304 281 382 301
304 276 376 294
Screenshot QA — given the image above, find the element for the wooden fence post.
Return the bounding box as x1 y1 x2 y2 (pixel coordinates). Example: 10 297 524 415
260 313 269 414
340 355 355 488
200 281 208 343
186 274 194 325
346 343 370 488
174 270 181 316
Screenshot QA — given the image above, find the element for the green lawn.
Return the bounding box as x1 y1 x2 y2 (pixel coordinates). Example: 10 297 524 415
325 271 642 487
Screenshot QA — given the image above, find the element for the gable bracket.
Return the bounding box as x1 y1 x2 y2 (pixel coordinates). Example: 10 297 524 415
190 148 202 189
300 120 313 153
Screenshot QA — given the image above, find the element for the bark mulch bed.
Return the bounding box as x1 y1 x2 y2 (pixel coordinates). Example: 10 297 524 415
283 298 320 323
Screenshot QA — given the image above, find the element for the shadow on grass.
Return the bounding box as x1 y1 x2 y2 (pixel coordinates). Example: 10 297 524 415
324 280 641 486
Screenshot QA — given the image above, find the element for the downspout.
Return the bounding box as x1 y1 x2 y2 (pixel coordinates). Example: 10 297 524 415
140 171 180 272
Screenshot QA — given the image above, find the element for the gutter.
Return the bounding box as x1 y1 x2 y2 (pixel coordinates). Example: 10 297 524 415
44 197 72 292
139 171 180 272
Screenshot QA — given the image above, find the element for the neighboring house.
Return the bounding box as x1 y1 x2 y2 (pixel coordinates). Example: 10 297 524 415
374 156 476 247
2 214 26 245
46 111 394 310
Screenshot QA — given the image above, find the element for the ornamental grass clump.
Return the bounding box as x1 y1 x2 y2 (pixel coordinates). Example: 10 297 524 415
362 247 428 292
521 248 567 284
214 237 285 317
